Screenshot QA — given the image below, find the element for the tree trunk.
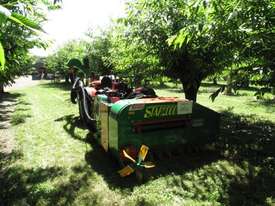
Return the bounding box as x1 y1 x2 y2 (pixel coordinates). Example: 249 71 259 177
213 77 217 85
65 75 69 83
159 77 165 87
224 72 233 95
183 85 198 102
0 83 4 94
224 75 233 95
181 80 201 102
134 76 142 88
271 87 275 101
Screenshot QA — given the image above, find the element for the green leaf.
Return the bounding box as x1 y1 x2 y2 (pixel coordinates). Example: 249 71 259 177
0 5 11 25
9 13 43 31
209 86 225 102
0 5 11 17
166 34 177 46
167 28 190 49
0 13 6 25
175 29 190 48
0 42 5 70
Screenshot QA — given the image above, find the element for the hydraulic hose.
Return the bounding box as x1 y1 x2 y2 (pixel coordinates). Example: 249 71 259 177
71 77 82 104
79 84 96 123
71 78 96 130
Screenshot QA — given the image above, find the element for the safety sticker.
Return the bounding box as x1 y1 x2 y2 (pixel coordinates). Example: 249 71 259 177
177 101 193 115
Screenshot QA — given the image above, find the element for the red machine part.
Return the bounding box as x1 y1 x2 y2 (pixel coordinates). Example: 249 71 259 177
85 87 97 97
90 80 101 90
135 97 187 104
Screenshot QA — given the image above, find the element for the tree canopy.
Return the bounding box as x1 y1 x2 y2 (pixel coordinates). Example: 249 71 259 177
44 0 274 100
109 22 160 86
45 40 87 74
114 0 273 101
0 0 58 92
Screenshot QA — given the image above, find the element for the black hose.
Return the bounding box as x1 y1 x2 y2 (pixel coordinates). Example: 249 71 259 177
71 77 82 104
72 77 81 90
79 85 96 124
71 78 96 130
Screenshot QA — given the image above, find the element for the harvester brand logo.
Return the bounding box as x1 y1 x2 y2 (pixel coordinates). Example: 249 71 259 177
144 105 177 118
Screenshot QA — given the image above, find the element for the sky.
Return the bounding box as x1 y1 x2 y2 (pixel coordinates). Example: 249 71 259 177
31 0 126 57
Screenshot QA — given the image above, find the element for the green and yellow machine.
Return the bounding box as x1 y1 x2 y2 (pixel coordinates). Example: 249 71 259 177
71 77 220 177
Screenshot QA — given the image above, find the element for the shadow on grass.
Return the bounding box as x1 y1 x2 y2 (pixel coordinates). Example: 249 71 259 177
54 114 127 187
10 113 32 126
246 99 275 114
0 161 94 205
55 114 88 143
0 92 22 112
40 82 72 91
0 92 25 129
201 82 261 92
220 110 275 206
201 82 224 87
10 96 32 126
0 145 97 205
84 136 140 188
84 138 222 189
0 92 22 102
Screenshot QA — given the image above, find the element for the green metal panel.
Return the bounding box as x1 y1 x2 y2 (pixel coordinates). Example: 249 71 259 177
97 94 109 103
99 102 109 151
108 115 118 152
108 98 197 153
93 95 112 144
96 97 220 159
110 99 133 115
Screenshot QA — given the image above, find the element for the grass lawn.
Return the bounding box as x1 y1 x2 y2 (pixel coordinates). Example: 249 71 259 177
0 82 274 206
156 82 275 122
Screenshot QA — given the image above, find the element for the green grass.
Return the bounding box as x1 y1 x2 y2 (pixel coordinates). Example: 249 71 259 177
0 82 274 206
155 83 275 122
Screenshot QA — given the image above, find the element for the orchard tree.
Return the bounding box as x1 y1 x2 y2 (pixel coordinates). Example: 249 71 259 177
110 22 160 87
236 0 274 93
0 0 59 93
122 0 274 101
45 40 86 77
85 30 113 75
122 0 228 101
171 0 274 97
